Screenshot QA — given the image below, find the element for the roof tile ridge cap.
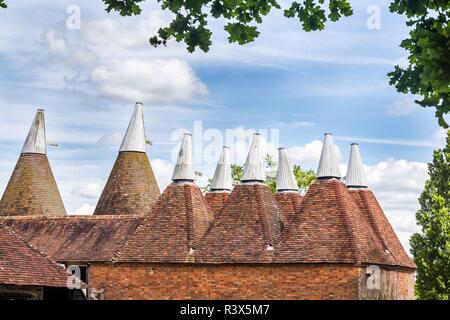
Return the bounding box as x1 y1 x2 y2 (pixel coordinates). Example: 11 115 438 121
0 223 67 276
112 186 169 262
358 189 391 254
195 186 237 258
184 184 195 247
198 185 214 221
361 189 408 266
254 184 272 245
278 185 310 246
333 180 361 264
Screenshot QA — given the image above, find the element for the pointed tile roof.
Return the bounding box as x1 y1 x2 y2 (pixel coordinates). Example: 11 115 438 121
205 191 230 217
0 223 68 288
21 109 47 155
196 183 286 263
349 189 415 269
317 133 341 179
274 192 302 222
276 179 401 267
172 133 196 182
119 102 147 153
241 133 265 183
210 146 233 191
116 182 213 263
0 110 66 216
344 143 415 269
1 215 144 263
276 148 298 191
94 104 160 215
345 143 368 188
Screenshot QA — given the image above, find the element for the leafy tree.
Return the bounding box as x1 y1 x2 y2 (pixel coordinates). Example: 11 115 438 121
410 130 450 300
231 164 243 186
388 1 450 128
102 0 353 52
0 0 6 9
293 164 316 191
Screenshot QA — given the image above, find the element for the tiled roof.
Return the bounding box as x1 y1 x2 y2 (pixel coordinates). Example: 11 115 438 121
1 215 143 263
0 154 66 216
94 151 160 215
205 192 230 216
276 179 403 267
0 223 68 287
196 183 287 263
349 189 416 269
116 183 213 263
274 192 302 222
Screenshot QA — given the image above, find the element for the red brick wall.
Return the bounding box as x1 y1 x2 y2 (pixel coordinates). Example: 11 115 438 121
89 263 362 300
89 263 414 300
358 267 415 300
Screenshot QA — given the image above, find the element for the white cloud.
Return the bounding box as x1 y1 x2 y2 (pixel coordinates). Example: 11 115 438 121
434 128 448 147
82 11 168 49
152 158 174 191
90 58 207 103
73 203 95 215
288 140 342 169
71 181 103 200
366 158 429 253
387 97 418 116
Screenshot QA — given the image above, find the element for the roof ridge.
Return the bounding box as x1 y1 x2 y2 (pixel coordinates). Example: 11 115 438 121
332 181 361 263
112 201 159 262
355 189 408 267
0 222 68 278
254 184 271 245
184 184 194 247
358 190 390 252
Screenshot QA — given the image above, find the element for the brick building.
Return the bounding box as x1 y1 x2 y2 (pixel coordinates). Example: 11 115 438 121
0 107 416 300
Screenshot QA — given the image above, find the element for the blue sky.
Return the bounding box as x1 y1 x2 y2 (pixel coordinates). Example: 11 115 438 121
0 0 447 251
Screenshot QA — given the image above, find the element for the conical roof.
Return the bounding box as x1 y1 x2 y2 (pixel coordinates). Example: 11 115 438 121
94 104 160 215
241 133 265 183
196 183 286 263
345 143 368 188
119 102 147 153
317 133 341 179
344 144 414 269
0 110 66 216
172 133 196 182
210 146 233 191
116 182 213 263
276 148 298 191
276 179 400 267
21 109 46 155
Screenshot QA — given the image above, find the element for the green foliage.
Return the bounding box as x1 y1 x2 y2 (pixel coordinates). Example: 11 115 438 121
0 0 7 9
410 130 450 300
231 164 244 186
103 0 353 52
293 164 316 191
389 1 450 128
230 155 315 193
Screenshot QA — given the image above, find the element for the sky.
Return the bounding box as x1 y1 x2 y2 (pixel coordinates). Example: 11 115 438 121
0 0 447 253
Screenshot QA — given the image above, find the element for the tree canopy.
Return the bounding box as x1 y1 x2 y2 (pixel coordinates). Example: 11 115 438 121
388 1 450 128
103 0 353 53
0 0 6 9
410 130 450 299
